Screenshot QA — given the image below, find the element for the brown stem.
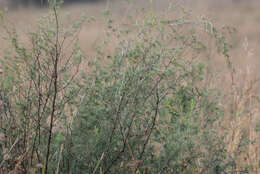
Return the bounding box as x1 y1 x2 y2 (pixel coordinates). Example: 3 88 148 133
136 86 160 172
44 6 60 174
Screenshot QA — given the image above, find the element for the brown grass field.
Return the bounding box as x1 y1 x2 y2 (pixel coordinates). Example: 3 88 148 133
1 0 260 72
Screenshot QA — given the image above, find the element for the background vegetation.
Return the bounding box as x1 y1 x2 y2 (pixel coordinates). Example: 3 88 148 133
0 0 259 173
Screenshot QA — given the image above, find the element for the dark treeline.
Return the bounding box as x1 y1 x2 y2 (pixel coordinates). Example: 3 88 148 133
8 0 104 7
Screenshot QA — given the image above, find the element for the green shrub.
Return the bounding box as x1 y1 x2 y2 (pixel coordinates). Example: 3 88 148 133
0 1 239 173
71 5 234 174
0 2 86 173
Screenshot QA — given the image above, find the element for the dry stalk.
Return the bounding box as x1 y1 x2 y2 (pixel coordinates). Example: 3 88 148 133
225 40 260 173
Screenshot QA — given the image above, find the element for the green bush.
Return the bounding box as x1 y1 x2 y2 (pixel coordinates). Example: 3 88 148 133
0 1 238 174
70 4 234 174
0 2 85 173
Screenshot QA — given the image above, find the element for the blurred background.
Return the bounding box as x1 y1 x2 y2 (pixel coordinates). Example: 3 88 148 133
0 0 259 74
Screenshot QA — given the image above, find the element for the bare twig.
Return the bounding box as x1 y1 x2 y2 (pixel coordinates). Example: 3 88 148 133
44 6 60 174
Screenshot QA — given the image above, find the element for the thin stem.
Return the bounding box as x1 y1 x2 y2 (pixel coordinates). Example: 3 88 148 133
44 6 60 174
